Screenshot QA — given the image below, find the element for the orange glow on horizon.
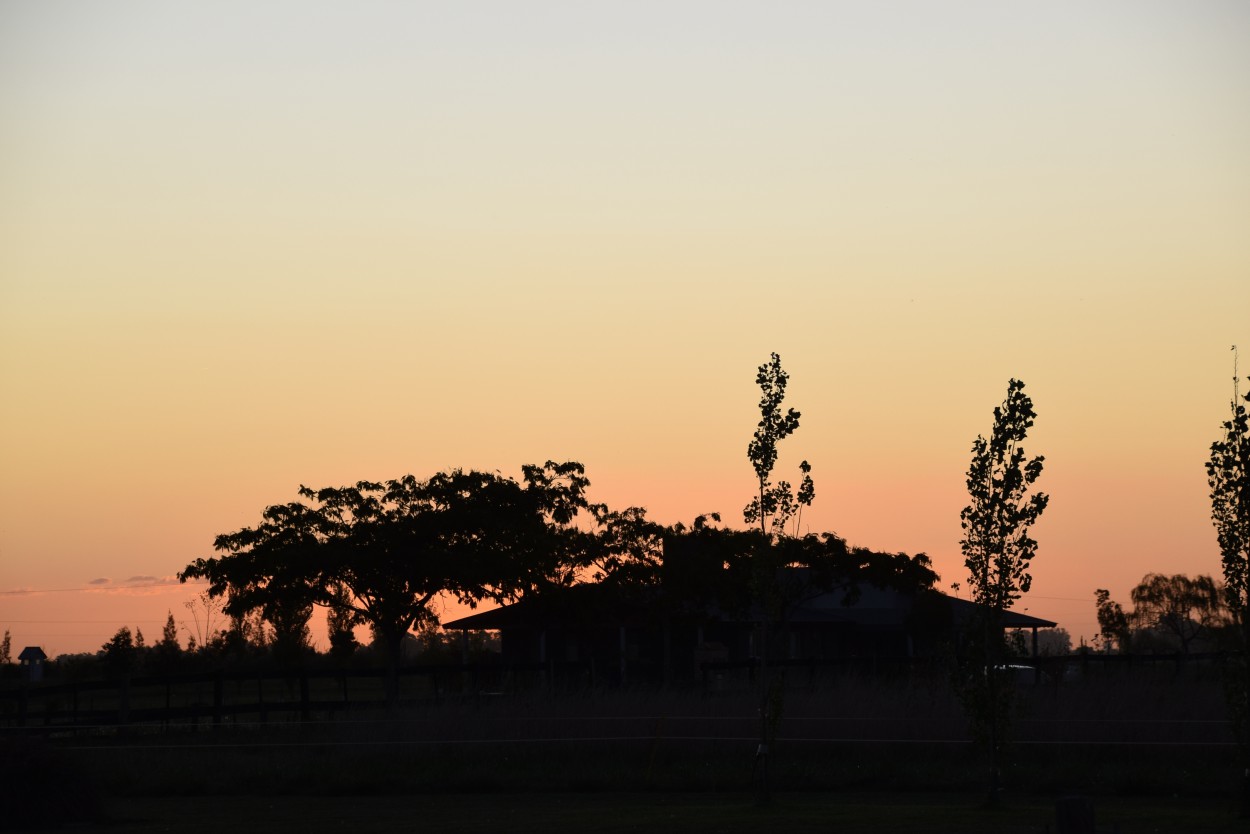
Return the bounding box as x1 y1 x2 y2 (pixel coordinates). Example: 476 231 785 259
2 1 1248 656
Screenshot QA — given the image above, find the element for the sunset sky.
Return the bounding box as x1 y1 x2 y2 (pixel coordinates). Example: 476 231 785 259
2 1 1248 657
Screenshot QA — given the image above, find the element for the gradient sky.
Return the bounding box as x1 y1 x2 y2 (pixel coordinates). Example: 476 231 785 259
2 1 1248 656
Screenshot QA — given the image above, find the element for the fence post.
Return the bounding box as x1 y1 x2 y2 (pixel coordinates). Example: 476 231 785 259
212 672 224 729
118 676 131 732
300 673 310 722
1032 626 1040 686
662 620 672 687
619 625 628 687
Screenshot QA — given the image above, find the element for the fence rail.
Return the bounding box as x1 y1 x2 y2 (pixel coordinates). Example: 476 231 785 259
0 651 1233 737
0 662 539 733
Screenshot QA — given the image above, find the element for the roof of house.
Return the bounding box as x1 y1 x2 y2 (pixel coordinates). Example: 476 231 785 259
18 646 47 662
446 583 657 631
946 595 1057 629
789 584 1056 629
443 582 1057 632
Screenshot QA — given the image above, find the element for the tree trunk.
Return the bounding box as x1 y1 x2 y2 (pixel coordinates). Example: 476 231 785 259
1242 612 1250 819
984 610 1002 808
755 617 771 807
384 629 404 708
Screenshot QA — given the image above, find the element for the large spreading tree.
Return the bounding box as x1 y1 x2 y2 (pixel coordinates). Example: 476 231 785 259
957 378 1048 806
179 461 594 679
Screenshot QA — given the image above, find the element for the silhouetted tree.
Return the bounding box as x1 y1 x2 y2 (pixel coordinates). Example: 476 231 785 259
1094 589 1131 653
412 622 499 664
153 611 181 672
182 591 224 650
660 525 938 631
160 612 178 647
791 532 939 598
1094 578 1227 655
1006 626 1070 657
1209 372 1250 625
1207 364 1250 816
326 582 363 662
660 517 761 618
180 461 594 698
263 596 313 668
101 626 137 677
206 611 267 664
956 379 1048 807
1 630 10 666
1034 627 1071 656
1130 573 1226 655
744 353 814 538
589 506 666 587
742 352 816 806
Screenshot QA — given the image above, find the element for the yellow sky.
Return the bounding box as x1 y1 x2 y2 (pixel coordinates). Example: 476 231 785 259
2 1 1248 655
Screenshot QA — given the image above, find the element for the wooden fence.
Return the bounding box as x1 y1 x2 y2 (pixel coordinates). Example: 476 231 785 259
0 663 530 733
0 651 1230 735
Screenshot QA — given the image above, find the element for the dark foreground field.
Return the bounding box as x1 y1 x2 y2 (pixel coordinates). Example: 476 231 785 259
4 672 1244 832
91 792 1242 834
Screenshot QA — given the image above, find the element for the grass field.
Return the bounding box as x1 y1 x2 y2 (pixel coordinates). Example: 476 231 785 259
4 670 1244 832
47 792 1250 833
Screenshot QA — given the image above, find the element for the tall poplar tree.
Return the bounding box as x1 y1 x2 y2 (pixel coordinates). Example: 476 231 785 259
957 378 1048 806
742 352 815 806
1207 358 1249 817
744 353 814 538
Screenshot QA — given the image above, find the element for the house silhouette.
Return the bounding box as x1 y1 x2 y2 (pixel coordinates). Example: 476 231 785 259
446 576 1056 687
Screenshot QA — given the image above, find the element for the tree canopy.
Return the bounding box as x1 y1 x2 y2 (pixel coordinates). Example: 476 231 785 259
960 379 1049 616
1130 573 1226 655
1208 373 1250 624
1094 588 1131 653
744 352 814 538
179 461 594 660
956 378 1048 807
1207 362 1250 818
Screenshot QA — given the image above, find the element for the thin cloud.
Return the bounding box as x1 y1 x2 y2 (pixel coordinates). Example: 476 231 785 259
0 577 201 597
113 576 188 596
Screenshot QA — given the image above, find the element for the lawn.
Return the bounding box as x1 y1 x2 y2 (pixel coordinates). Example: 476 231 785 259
77 792 1246 834
5 670 1243 832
